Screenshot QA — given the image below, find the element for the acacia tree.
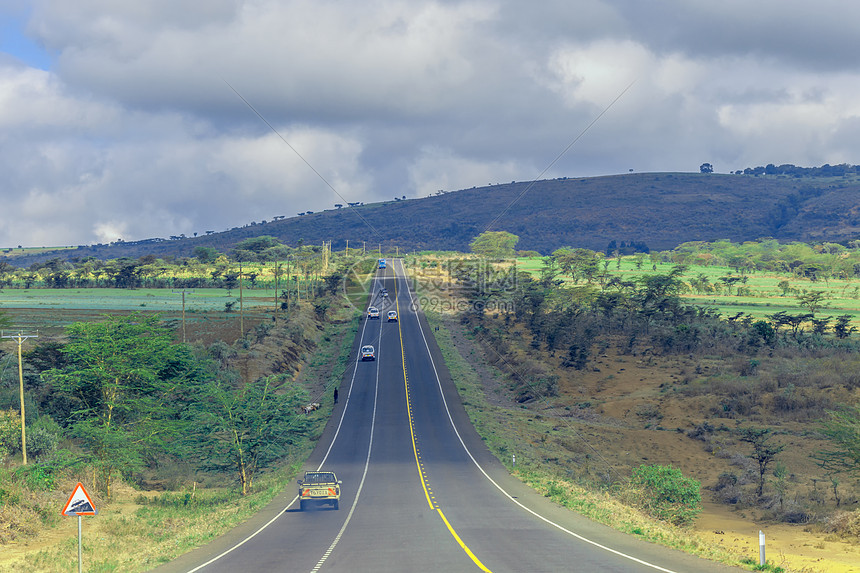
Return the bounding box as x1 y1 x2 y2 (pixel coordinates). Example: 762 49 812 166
738 427 785 498
191 373 310 495
469 231 519 259
47 314 190 497
815 405 860 478
798 291 827 316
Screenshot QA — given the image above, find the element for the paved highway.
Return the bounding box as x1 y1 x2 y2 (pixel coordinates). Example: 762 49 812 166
155 260 741 572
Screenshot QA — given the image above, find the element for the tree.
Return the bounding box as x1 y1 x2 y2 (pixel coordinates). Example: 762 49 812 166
700 163 714 173
814 405 860 477
46 314 192 497
193 246 219 264
469 231 519 259
738 427 784 498
190 374 309 495
552 248 601 284
637 266 686 302
717 275 742 295
833 315 857 339
233 236 284 262
797 291 827 316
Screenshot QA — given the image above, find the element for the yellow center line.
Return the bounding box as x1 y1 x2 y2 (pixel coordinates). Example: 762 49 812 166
437 508 492 573
394 276 435 510
393 263 493 573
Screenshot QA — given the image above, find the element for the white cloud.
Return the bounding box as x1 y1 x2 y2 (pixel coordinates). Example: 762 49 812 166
1 0 860 246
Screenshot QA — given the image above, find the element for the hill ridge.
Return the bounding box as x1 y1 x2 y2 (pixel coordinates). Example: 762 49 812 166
6 172 860 265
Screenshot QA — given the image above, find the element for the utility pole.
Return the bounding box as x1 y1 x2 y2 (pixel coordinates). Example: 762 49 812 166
1 330 38 465
323 241 330 273
171 289 194 343
273 261 283 323
238 262 244 337
345 239 349 256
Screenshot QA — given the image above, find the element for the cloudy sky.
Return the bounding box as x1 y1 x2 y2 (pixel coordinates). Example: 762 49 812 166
1 0 859 247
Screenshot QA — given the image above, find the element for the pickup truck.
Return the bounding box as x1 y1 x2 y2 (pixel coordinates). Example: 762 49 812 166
367 306 380 319
297 471 342 510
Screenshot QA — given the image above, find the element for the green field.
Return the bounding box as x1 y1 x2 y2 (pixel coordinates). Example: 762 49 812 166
516 256 860 326
0 288 274 311
0 288 278 337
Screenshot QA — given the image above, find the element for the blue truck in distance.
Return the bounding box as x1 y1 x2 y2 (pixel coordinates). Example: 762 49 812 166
378 258 386 269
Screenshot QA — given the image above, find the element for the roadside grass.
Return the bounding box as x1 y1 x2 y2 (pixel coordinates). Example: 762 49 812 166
0 464 308 573
300 307 362 408
422 308 750 570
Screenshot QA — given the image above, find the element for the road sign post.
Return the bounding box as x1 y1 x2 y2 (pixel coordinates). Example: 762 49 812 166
61 483 98 572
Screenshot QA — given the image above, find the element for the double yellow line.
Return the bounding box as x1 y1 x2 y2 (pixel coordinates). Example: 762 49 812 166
393 268 492 573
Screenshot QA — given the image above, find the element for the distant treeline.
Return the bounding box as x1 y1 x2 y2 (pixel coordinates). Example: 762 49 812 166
734 163 860 177
0 236 362 291
660 239 860 279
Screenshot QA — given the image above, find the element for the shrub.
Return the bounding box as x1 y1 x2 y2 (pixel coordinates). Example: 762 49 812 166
713 472 744 505
26 425 59 460
823 510 860 539
0 409 21 459
629 464 702 526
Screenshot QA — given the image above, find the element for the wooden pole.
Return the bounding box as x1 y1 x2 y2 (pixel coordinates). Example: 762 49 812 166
239 262 244 336
1 331 38 465
17 337 26 465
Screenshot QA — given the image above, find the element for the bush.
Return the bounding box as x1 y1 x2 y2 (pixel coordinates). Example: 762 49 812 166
823 510 860 538
26 425 59 460
629 464 702 526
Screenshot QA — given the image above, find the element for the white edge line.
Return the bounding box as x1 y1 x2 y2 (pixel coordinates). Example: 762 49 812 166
310 310 383 572
186 273 383 573
397 259 681 573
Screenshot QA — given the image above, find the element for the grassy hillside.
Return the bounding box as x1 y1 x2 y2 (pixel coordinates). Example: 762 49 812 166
7 172 860 266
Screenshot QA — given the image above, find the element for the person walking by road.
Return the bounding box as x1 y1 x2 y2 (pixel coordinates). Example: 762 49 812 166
333 387 339 404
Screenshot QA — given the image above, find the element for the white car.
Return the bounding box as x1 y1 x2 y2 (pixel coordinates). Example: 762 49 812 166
387 310 398 322
361 345 376 361
367 306 380 319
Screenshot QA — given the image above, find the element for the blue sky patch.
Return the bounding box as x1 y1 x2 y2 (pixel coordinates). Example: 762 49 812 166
0 14 51 70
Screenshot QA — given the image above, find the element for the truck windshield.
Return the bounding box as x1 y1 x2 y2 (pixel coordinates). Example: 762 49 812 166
305 473 335 483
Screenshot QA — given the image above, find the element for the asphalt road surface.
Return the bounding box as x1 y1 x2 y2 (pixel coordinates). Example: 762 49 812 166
154 260 742 573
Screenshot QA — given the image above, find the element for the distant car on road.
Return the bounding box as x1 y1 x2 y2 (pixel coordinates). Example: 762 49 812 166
297 471 341 510
380 288 388 297
360 345 376 361
367 306 379 319
378 258 386 269
387 310 398 322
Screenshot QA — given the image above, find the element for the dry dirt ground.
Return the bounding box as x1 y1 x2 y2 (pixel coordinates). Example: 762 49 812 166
441 315 860 573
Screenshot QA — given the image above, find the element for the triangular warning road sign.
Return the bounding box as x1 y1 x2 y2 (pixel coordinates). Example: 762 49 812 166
61 482 98 516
